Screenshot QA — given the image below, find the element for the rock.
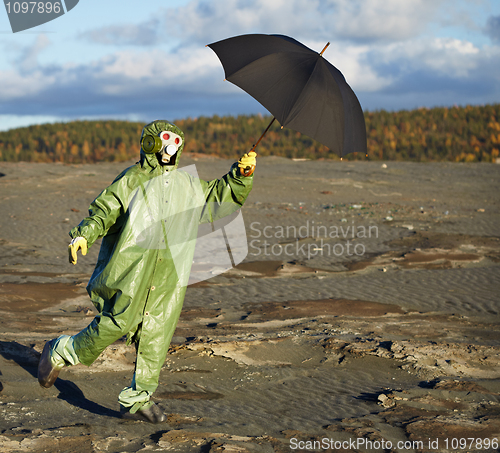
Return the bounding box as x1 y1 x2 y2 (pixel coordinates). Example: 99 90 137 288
378 393 395 408
406 416 500 446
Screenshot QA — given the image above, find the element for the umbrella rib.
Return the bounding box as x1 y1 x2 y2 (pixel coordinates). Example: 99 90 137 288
281 57 346 154
280 57 323 127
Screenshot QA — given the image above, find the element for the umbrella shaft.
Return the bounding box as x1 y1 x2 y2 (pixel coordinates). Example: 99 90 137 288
251 117 276 153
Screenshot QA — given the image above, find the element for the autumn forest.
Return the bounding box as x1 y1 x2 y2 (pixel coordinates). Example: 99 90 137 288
1 104 499 163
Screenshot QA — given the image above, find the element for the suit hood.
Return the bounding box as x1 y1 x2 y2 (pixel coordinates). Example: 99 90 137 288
139 120 185 171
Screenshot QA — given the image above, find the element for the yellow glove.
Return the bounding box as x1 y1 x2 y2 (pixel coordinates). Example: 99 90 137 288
68 236 87 265
238 151 257 176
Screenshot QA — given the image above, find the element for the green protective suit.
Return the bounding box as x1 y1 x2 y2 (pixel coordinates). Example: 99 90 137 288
69 120 253 398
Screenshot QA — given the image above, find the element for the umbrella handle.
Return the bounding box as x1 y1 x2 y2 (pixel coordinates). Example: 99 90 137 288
241 165 256 177
239 116 276 176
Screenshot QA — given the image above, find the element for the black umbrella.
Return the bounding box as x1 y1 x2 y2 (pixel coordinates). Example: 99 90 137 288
207 34 367 173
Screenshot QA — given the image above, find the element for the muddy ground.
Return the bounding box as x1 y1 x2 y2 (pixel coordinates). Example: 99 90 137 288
0 158 499 452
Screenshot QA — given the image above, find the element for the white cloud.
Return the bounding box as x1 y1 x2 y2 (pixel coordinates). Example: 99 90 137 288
90 45 226 94
0 0 499 124
373 37 486 78
1 33 498 118
164 0 446 44
0 40 237 117
429 38 480 76
324 0 445 42
15 34 51 72
80 19 160 46
316 41 393 91
0 69 56 100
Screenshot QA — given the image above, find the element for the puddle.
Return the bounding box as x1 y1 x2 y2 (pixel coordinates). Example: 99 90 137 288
398 251 480 266
0 282 82 312
348 249 483 271
227 260 319 278
242 298 405 321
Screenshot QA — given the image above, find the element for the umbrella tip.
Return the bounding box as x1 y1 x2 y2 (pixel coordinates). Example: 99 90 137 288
319 42 331 56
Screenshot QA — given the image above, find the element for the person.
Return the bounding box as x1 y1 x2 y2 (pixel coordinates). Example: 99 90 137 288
37 120 256 423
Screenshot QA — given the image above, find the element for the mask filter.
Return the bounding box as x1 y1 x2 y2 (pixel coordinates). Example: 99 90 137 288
165 144 177 155
141 131 183 165
141 135 163 154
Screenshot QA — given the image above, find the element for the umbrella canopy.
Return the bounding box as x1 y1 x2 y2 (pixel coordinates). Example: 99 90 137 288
207 34 367 158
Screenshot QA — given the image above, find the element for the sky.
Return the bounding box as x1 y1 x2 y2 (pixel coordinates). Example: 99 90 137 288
0 0 499 131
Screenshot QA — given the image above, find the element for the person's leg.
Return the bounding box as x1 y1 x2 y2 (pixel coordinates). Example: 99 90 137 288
118 293 185 422
72 290 147 365
118 372 166 423
118 381 165 423
38 307 142 388
71 314 135 365
118 373 152 412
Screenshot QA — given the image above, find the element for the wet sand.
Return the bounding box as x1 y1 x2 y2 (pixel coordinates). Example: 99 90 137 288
0 158 499 452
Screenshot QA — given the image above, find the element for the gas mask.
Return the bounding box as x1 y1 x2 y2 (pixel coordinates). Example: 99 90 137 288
141 130 183 165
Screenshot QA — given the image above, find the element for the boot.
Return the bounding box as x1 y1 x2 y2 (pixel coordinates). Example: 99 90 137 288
120 402 166 423
38 340 64 388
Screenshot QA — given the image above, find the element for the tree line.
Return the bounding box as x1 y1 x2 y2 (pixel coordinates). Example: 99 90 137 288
0 104 499 163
